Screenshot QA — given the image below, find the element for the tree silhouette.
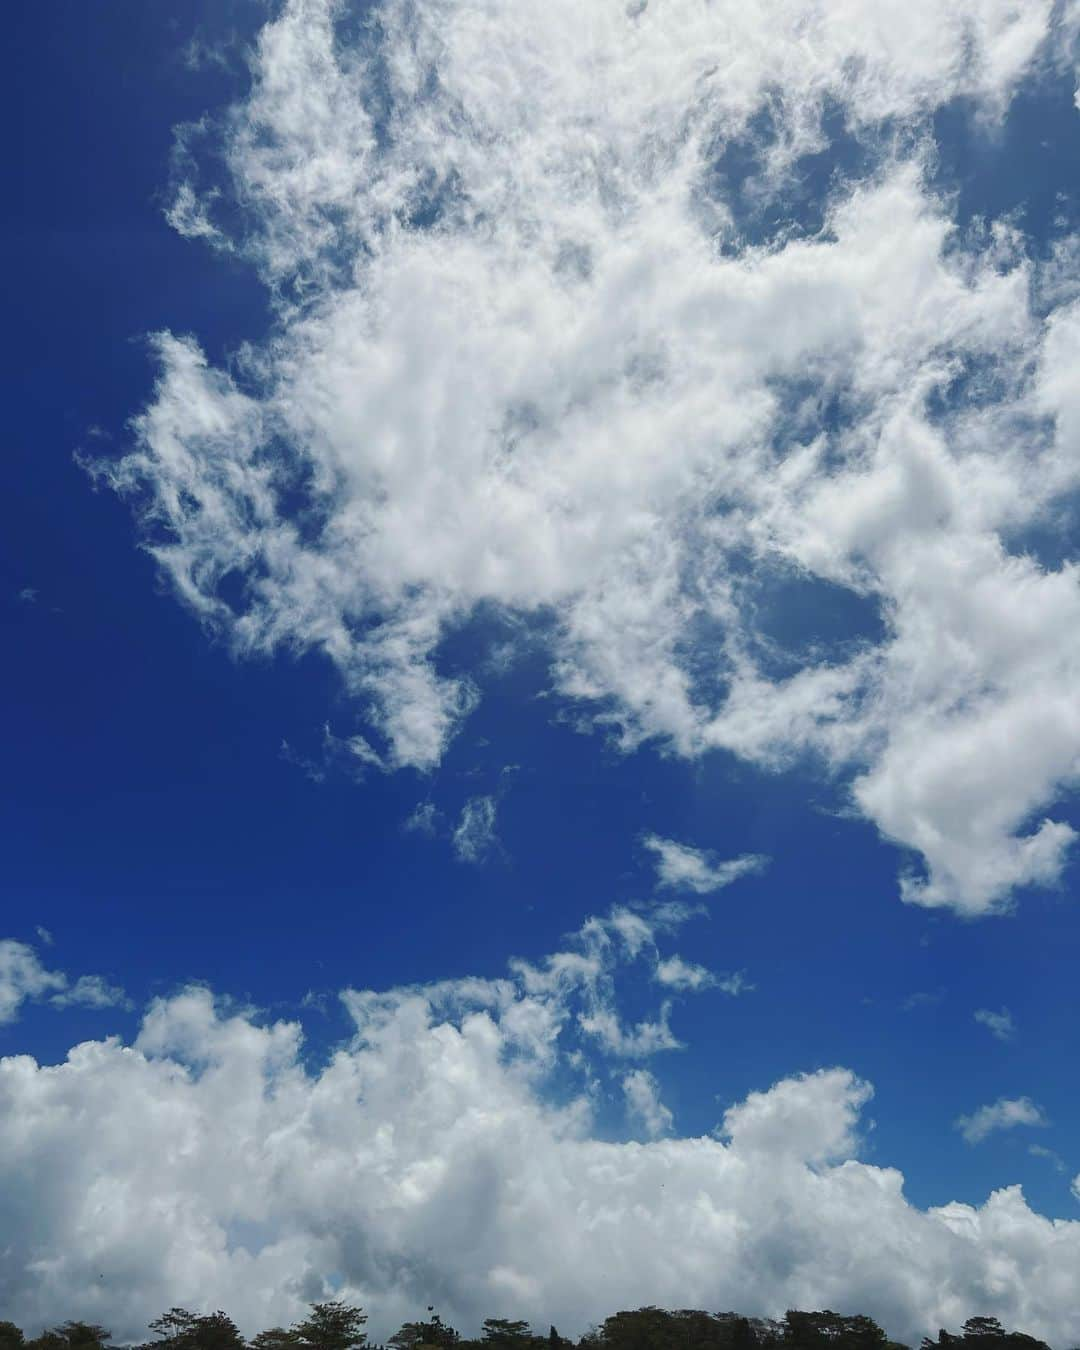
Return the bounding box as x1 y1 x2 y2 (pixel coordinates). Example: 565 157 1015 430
139 1310 242 1350
0 1325 25 1350
26 1326 111 1350
250 1331 300 1350
292 1304 368 1350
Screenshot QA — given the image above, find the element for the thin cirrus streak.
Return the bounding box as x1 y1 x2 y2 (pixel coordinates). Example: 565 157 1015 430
89 0 1080 916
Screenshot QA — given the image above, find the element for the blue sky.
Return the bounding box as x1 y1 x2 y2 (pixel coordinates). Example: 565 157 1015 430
4 2 1080 1346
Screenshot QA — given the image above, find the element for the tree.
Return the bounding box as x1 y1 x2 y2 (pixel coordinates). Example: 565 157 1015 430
481 1324 533 1350
388 1330 424 1350
251 1332 300 1350
27 1327 110 1350
293 1304 368 1350
962 1325 1005 1343
728 1321 757 1350
141 1309 243 1350
782 1314 886 1350
147 1312 198 1346
395 1315 458 1350
924 1320 1046 1350
0 1326 24 1350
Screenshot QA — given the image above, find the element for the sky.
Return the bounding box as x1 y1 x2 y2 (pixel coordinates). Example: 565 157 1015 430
4 0 1080 1345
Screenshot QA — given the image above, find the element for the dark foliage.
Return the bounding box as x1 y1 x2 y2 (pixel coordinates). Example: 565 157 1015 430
0 1300 1055 1350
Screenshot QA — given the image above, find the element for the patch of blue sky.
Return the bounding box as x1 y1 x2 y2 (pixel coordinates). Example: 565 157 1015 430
706 98 883 248
931 71 1080 260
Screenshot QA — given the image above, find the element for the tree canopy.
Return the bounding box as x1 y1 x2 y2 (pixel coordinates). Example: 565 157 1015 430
2 1300 1055 1350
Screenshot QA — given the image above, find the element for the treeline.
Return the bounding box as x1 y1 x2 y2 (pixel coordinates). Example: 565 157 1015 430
0 1300 1056 1350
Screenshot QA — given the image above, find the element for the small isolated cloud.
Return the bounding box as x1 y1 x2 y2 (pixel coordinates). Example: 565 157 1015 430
974 1007 1016 1042
956 1096 1047 1145
715 970 755 997
35 926 53 947
0 939 128 1025
654 955 714 990
17 587 37 604
403 801 443 837
654 956 754 997
281 724 387 785
1029 1144 1067 1174
643 835 767 894
623 1068 673 1138
902 990 945 1012
453 795 499 864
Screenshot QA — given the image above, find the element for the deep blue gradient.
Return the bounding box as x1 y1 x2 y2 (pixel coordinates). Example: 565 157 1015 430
3 0 1079 1238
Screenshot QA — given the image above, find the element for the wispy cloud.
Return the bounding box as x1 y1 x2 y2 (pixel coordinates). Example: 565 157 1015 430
623 1068 674 1139
974 1007 1016 1042
643 835 767 895
902 990 945 1012
956 1096 1048 1145
654 955 754 996
1029 1143 1067 1173
403 801 443 838
0 939 129 1025
452 795 499 864
51 975 132 1012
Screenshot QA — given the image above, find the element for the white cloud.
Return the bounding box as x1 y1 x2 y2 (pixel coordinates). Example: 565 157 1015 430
956 1096 1048 1145
622 1068 674 1139
0 941 66 1024
453 795 499 864
4 958 1080 1348
1029 1143 1066 1173
90 0 1080 914
653 955 752 996
403 801 442 837
654 955 715 990
52 976 132 1013
715 970 755 997
644 836 768 895
974 1007 1016 1042
0 941 128 1026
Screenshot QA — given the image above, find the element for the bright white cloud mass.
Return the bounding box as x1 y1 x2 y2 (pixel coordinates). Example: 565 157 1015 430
31 0 1079 1344
90 0 1080 918
4 909 1080 1349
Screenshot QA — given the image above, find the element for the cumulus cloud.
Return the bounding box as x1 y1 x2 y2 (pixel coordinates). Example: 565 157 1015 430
644 836 768 895
4 948 1080 1348
89 0 1080 914
452 795 499 864
956 1096 1048 1144
974 1007 1016 1042
0 940 128 1026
